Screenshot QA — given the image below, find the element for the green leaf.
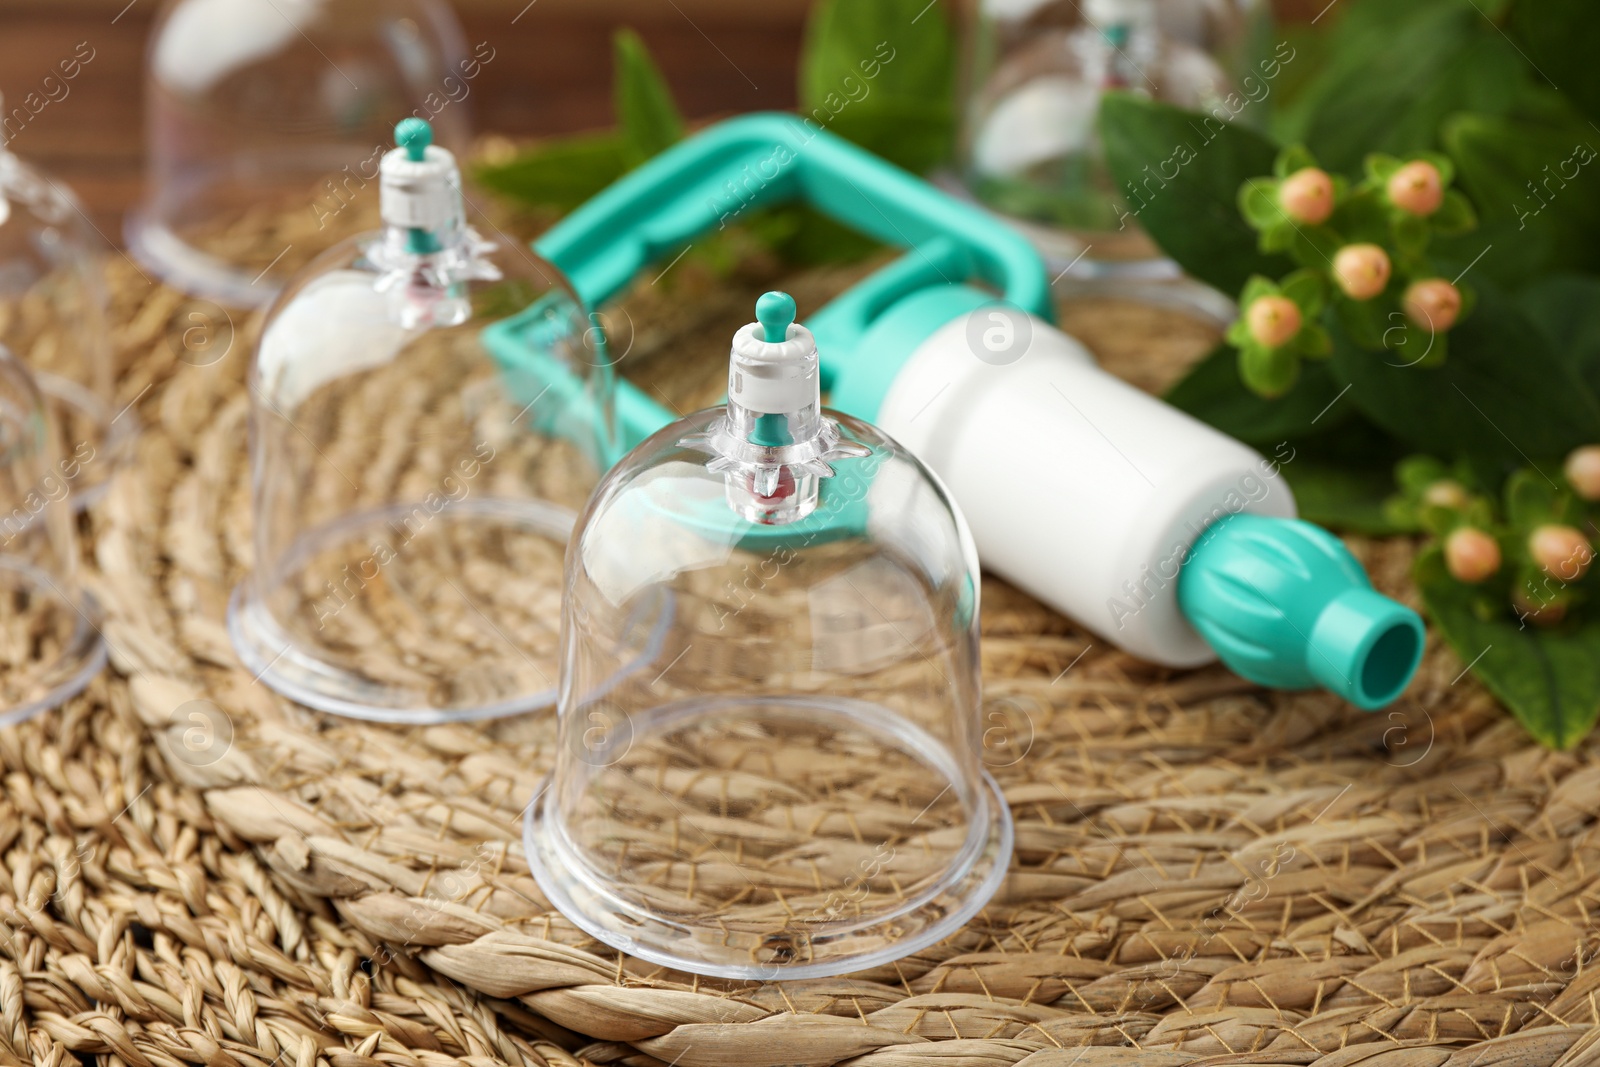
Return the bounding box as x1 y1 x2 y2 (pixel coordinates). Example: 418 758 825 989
1288 460 1408 535
1414 329 1449 368
1275 145 1318 178
1336 296 1389 351
1285 223 1342 269
1260 220 1297 255
1505 469 1559 530
1331 187 1393 246
1440 113 1600 284
1397 455 1454 496
1099 93 1282 294
1274 0 1558 173
1364 153 1403 183
799 0 956 173
614 29 685 168
1520 274 1600 395
1279 420 1411 534
1281 269 1326 316
1329 283 1600 477
1512 0 1600 128
1165 341 1356 444
1504 467 1583 529
1417 545 1600 749
1431 190 1477 236
473 133 628 213
1239 179 1283 230
1240 341 1299 397
1295 322 1333 360
1411 150 1455 186
1392 213 1429 257
1239 274 1279 305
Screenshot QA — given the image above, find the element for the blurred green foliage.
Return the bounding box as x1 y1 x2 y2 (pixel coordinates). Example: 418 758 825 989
1101 0 1600 746
475 0 957 267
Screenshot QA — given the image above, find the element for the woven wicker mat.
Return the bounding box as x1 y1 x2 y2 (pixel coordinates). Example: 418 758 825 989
9 193 1600 1067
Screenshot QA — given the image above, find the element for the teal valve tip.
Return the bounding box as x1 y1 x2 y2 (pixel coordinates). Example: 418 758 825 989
756 291 797 343
1177 514 1425 710
395 117 432 161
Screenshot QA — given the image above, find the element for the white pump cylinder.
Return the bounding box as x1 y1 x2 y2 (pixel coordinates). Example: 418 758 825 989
874 312 1297 667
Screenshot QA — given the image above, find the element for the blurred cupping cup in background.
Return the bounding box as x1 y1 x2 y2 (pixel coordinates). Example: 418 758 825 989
0 122 132 508
0 344 106 725
126 0 474 306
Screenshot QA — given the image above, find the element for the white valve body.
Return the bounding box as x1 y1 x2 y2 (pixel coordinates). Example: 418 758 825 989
728 322 819 414
875 313 1297 667
380 144 461 233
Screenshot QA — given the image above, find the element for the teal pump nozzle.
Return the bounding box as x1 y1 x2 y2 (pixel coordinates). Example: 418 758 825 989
1178 515 1425 710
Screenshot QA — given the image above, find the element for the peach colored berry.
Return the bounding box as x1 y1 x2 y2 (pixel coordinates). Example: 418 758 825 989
1333 244 1391 300
1422 480 1471 511
1403 279 1462 332
1445 527 1500 583
1513 586 1567 627
1387 161 1444 216
1279 167 1335 225
1529 524 1594 582
1565 445 1600 501
1246 295 1303 349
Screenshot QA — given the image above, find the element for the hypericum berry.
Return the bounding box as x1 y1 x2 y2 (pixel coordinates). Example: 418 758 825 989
1422 480 1471 511
1529 524 1594 582
1387 161 1445 217
1403 279 1462 332
1565 445 1600 501
1513 586 1567 627
1246 295 1303 348
1279 168 1335 225
1333 244 1391 300
1445 527 1501 583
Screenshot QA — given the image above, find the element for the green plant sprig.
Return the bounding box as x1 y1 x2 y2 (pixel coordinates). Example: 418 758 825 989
1395 448 1600 748
1233 146 1479 393
1099 0 1600 749
474 0 957 269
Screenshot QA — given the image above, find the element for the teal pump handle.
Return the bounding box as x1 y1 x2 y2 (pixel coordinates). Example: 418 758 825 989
534 112 1054 323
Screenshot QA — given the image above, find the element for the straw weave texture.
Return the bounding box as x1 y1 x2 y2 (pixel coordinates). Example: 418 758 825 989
7 202 1600 1067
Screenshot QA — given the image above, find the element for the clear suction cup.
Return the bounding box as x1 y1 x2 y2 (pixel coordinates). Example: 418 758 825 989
228 119 611 723
127 0 473 306
959 0 1232 287
0 345 106 724
0 140 131 509
1158 0 1274 91
526 293 1012 980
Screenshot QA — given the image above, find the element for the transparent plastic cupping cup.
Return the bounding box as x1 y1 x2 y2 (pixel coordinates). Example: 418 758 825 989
958 0 1234 272
0 139 130 508
0 345 106 724
526 293 1013 980
228 120 612 722
128 0 473 305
